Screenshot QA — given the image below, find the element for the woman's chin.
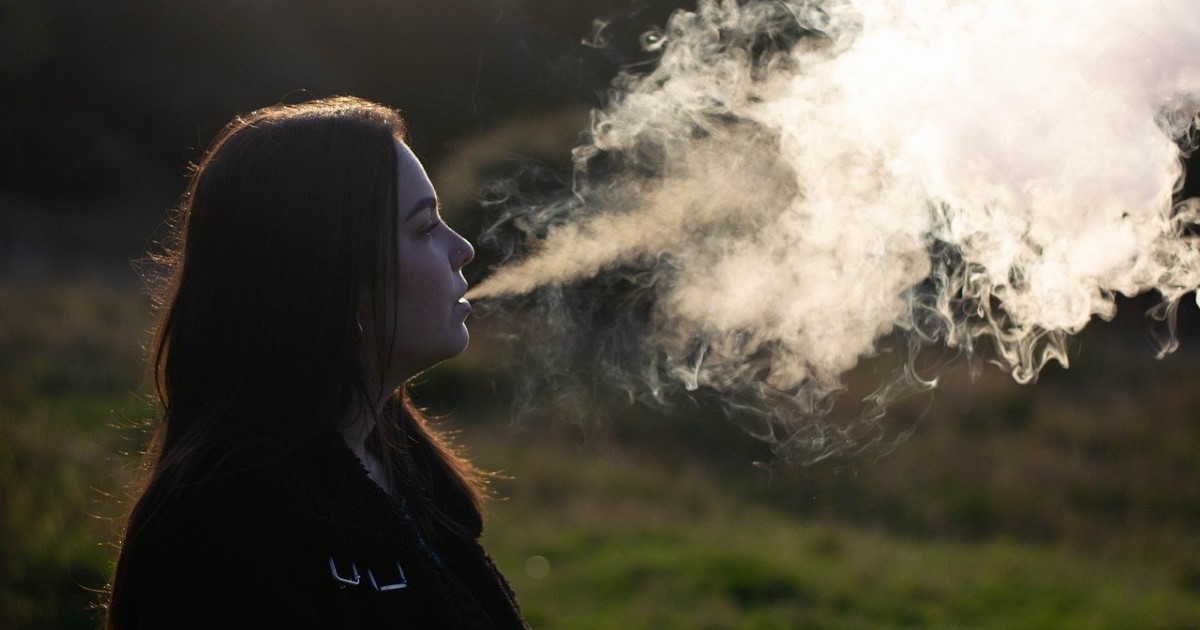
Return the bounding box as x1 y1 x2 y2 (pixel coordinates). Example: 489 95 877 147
451 327 471 357
388 324 472 379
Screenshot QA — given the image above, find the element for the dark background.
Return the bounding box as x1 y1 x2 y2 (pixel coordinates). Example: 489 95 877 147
0 0 690 275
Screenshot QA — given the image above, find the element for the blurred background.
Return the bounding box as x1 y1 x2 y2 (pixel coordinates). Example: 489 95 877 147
2 1 1199 627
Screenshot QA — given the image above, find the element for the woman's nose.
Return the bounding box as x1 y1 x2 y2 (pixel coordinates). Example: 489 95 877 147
451 230 475 270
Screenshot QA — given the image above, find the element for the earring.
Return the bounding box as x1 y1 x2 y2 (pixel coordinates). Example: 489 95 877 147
354 315 364 341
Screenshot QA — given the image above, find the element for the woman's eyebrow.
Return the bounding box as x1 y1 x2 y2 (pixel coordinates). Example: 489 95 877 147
406 196 439 220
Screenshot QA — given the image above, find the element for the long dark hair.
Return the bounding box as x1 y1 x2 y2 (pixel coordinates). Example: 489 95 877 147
107 96 484 624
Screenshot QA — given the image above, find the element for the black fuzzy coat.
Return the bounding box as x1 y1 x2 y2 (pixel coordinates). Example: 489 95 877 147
119 432 527 629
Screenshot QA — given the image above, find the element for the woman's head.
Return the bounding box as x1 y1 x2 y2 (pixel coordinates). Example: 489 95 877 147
151 96 471 457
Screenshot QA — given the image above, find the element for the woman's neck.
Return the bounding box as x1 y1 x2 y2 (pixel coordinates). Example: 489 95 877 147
339 402 395 497
339 405 376 457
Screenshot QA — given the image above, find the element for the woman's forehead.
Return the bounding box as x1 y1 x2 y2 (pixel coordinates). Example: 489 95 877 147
395 140 436 201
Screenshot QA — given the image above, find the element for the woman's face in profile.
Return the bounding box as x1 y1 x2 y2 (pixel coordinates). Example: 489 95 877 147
383 140 475 380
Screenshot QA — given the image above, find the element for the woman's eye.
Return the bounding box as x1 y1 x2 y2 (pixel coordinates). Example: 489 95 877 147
421 220 442 236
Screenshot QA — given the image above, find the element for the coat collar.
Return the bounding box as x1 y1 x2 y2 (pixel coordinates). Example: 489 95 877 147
259 430 428 557
229 429 525 629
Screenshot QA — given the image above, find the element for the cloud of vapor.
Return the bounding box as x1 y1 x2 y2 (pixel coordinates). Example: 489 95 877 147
470 0 1200 460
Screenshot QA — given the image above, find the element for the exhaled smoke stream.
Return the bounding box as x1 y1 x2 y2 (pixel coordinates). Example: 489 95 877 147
468 0 1200 461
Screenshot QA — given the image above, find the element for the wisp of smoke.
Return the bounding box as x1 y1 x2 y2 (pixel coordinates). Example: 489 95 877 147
469 0 1200 461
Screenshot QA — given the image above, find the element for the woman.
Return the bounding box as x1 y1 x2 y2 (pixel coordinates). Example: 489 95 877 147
107 97 526 628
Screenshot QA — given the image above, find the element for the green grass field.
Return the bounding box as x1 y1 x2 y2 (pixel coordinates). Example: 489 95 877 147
2 277 1199 628
472 426 1200 629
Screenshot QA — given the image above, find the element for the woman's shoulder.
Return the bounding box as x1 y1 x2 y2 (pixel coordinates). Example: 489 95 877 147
148 463 296 532
118 437 405 626
126 467 311 593
135 433 425 562
116 464 330 625
140 436 375 546
120 434 525 628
